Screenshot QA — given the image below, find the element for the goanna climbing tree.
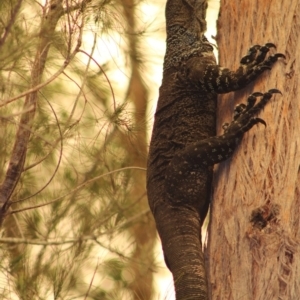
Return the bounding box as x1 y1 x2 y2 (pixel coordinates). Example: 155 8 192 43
207 1 300 299
147 0 285 299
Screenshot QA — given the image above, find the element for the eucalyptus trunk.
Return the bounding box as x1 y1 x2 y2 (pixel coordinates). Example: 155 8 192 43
207 1 300 299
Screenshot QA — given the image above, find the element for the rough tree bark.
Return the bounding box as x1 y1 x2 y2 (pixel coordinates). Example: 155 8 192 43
207 1 300 299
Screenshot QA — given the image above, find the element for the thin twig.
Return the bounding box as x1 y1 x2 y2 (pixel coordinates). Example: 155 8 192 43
16 95 63 202
79 49 117 111
67 32 96 126
84 258 99 300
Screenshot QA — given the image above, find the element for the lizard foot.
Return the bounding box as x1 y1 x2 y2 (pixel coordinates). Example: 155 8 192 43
222 89 281 136
192 89 281 165
235 44 285 87
164 90 281 206
192 44 285 93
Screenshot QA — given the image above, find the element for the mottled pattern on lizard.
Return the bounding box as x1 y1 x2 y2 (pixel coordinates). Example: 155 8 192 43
146 0 284 299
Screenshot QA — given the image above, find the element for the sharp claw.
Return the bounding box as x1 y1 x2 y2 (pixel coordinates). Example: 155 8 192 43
268 88 282 95
255 118 267 127
265 43 276 49
274 53 286 59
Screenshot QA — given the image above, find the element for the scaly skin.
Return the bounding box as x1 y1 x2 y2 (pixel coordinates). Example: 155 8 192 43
147 0 284 298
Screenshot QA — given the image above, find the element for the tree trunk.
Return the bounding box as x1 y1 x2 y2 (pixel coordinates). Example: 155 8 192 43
207 1 300 299
118 1 156 298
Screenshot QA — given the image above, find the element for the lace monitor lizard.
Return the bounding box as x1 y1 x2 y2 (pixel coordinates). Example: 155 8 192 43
146 0 285 299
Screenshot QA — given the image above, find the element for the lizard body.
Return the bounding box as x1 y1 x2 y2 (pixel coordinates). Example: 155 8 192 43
146 0 284 298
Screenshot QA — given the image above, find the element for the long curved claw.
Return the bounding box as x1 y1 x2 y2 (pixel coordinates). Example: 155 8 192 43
268 88 282 95
265 43 276 49
254 117 267 127
274 53 286 59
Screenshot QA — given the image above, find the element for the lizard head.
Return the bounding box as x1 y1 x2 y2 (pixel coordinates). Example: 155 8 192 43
165 0 207 37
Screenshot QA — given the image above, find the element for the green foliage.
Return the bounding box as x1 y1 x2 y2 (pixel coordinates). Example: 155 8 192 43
0 0 157 299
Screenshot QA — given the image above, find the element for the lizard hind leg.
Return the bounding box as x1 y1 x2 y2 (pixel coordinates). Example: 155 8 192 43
165 90 281 207
201 91 277 166
166 89 281 183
